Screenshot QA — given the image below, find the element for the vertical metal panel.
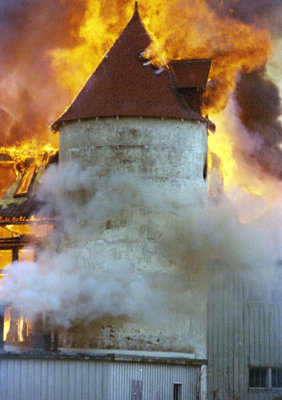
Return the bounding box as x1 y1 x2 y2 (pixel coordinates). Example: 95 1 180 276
248 303 282 366
208 264 282 400
111 361 200 400
131 379 143 400
0 358 111 400
208 268 248 400
0 357 201 400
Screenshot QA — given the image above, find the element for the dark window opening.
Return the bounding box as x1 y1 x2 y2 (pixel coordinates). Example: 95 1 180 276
203 154 208 180
249 367 267 388
176 87 202 114
106 220 112 229
174 383 182 400
272 368 282 388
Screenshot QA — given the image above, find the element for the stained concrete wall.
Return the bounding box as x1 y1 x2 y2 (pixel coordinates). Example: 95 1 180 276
59 117 207 183
58 117 208 358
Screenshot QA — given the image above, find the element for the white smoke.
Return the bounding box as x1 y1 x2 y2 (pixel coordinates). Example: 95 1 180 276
2 258 158 328
0 162 280 330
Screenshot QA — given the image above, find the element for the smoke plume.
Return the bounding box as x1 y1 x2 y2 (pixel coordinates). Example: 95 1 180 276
206 0 282 34
206 0 282 179
0 163 279 330
235 71 282 179
0 1 281 345
0 0 87 146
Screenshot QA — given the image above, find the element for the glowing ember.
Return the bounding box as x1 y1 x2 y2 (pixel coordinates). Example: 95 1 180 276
0 143 58 168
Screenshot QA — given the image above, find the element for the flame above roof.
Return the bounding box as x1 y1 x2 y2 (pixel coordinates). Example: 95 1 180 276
52 3 210 131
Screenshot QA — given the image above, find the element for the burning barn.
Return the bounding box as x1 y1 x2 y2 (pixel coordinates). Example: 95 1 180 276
0 4 211 399
0 150 58 346
0 2 281 400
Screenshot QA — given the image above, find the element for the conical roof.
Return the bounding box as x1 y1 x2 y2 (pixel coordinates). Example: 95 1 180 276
52 4 209 131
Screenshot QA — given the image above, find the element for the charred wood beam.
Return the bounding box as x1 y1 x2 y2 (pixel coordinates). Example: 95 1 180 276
0 235 42 250
0 217 56 226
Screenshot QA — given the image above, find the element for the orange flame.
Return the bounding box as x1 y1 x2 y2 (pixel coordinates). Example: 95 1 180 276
0 1 279 197
0 143 58 197
17 316 25 342
51 1 272 114
0 143 58 167
4 307 11 341
49 0 276 198
209 107 282 203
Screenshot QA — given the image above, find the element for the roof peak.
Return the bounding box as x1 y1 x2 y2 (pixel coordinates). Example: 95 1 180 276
52 3 210 130
132 1 141 22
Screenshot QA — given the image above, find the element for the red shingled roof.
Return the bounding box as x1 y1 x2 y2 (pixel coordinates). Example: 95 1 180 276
52 4 210 131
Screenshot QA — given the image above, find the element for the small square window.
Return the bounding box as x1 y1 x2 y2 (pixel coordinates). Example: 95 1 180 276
249 367 267 388
272 368 282 388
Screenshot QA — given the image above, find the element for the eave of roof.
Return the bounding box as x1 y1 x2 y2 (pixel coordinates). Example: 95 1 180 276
52 4 209 131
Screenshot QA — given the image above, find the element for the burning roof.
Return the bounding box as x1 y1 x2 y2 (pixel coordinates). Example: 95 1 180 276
0 151 58 224
52 3 211 131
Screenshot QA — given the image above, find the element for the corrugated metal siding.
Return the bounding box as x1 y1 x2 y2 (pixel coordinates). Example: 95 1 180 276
0 357 201 400
248 303 282 366
110 361 200 400
208 265 282 400
208 269 250 400
248 390 282 400
0 359 111 400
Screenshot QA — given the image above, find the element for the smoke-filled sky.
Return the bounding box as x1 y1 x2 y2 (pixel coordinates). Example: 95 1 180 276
206 0 282 33
0 0 87 146
206 0 282 179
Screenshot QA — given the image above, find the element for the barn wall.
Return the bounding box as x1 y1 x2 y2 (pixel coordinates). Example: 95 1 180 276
207 263 282 400
110 361 201 400
0 358 110 400
0 356 204 400
207 268 247 400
